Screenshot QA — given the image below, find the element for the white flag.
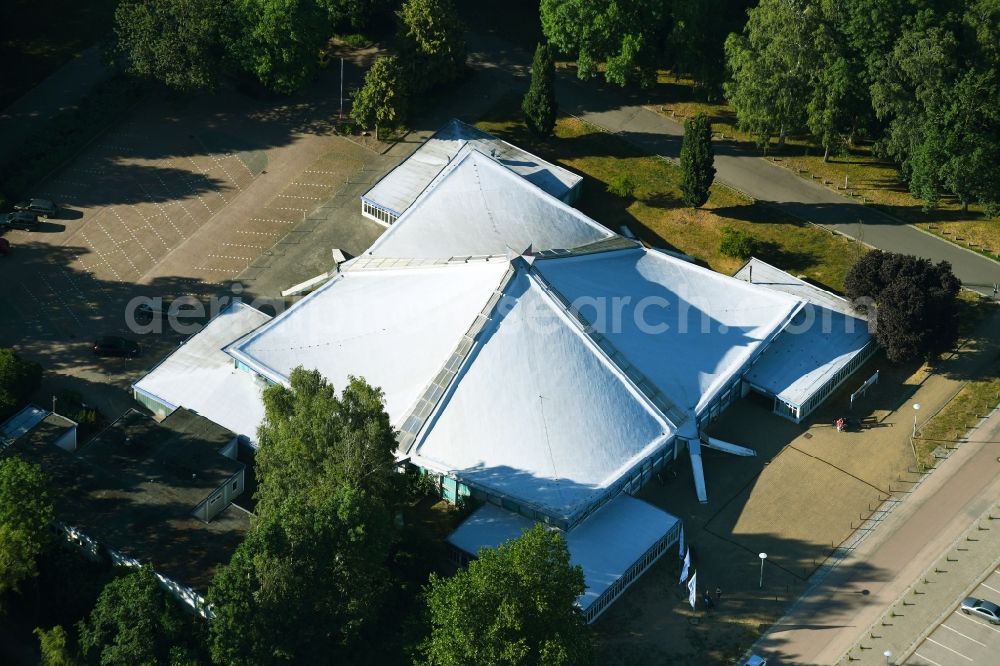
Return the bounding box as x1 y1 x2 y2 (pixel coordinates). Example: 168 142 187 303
679 547 691 584
678 526 685 558
687 571 698 609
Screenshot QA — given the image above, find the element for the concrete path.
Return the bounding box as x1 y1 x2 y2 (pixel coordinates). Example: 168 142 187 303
552 75 1000 296
755 406 1000 664
0 46 112 165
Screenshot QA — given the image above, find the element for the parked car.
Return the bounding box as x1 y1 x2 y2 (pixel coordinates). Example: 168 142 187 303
13 198 57 217
93 336 141 358
961 597 1000 624
0 238 9 255
134 301 169 324
1 211 40 230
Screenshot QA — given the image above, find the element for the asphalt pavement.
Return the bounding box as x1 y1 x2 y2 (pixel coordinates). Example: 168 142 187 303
552 73 1000 296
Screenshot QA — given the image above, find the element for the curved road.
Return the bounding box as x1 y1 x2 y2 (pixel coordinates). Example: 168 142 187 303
552 75 1000 296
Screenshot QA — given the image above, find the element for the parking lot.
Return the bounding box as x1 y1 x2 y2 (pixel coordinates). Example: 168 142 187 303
0 87 388 413
907 569 1000 666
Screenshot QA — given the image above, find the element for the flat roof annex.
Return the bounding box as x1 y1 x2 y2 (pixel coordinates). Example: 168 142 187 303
735 258 873 407
366 147 612 258
133 302 272 440
448 495 679 614
361 119 582 216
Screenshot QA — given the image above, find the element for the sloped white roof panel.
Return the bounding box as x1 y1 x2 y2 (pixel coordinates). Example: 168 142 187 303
412 269 671 522
535 248 803 415
733 257 859 316
362 119 582 215
133 303 271 440
366 148 612 258
447 496 679 612
227 260 510 424
745 305 872 407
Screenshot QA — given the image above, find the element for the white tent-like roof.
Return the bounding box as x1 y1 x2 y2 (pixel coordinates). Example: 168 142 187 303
362 119 582 217
366 148 612 259
534 247 804 416
448 495 680 621
735 259 873 409
132 303 271 440
411 268 672 523
226 259 511 424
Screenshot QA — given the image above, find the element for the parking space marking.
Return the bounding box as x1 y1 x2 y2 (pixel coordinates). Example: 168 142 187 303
277 193 322 200
139 184 189 238
197 266 239 274
913 653 945 666
980 583 1000 595
236 229 280 237
39 273 83 326
208 254 253 262
222 242 265 250
78 231 124 282
273 206 308 213
110 207 157 263
293 182 331 187
152 172 201 223
941 623 988 647
95 220 142 277
926 637 972 660
956 612 1000 633
128 204 172 250
249 217 298 225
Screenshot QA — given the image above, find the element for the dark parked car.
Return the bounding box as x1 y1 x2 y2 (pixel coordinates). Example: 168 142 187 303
961 597 1000 624
13 198 57 217
93 336 141 358
1 211 40 230
0 238 9 255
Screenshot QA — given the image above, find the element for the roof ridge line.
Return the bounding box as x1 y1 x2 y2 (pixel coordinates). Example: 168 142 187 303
346 254 509 271
395 263 519 455
527 266 689 429
531 236 640 260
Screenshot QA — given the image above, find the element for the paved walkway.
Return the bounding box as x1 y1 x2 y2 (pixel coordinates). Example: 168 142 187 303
755 403 1000 664
548 73 1000 296
0 46 112 165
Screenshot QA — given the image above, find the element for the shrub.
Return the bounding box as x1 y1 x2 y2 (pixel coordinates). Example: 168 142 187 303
607 173 637 198
718 226 757 259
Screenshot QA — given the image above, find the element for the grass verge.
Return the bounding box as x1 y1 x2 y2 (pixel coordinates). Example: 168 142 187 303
477 93 862 291
915 368 1000 470
647 73 1000 260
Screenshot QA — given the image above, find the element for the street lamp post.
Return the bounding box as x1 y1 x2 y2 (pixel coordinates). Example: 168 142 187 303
912 403 921 438
883 649 892 665
759 552 768 588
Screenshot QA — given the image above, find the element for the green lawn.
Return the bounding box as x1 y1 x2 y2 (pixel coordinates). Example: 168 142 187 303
0 0 118 108
646 72 1000 259
915 368 1000 470
477 94 861 292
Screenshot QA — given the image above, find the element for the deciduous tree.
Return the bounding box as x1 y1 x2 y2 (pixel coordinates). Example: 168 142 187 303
680 113 716 207
522 43 557 137
76 565 206 666
351 56 407 140
111 0 224 92
398 0 466 92
208 369 402 665
0 348 42 421
421 524 594 666
0 458 53 600
844 251 960 362
224 0 328 94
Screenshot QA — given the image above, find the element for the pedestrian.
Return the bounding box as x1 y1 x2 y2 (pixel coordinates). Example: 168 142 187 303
702 590 714 610
716 586 722 601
